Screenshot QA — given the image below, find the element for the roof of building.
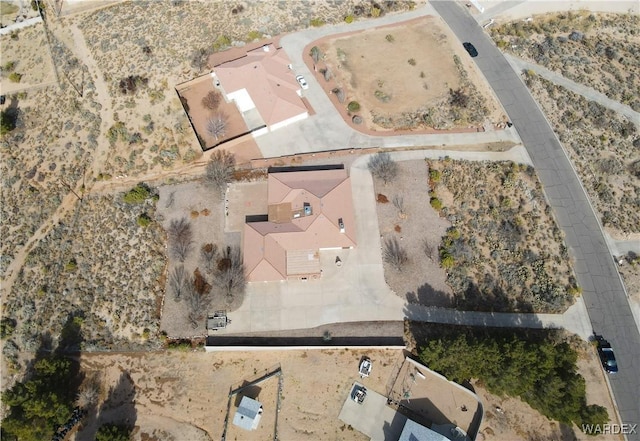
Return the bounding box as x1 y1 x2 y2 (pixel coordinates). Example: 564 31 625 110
398 419 451 441
244 168 356 281
233 396 263 431
214 43 306 127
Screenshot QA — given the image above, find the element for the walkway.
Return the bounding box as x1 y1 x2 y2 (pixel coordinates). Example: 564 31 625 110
504 54 640 127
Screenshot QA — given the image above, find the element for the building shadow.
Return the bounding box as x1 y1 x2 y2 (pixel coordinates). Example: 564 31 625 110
234 383 262 407
382 407 408 441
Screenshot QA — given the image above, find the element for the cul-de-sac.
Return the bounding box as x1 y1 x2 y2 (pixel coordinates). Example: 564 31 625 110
1 0 639 440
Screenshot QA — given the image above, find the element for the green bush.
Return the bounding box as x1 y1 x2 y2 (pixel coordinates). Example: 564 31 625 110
417 328 609 431
440 254 455 269
429 169 441 182
310 18 325 27
430 196 442 210
8 72 22 83
123 182 152 204
64 258 78 272
1 109 18 135
137 213 152 227
3 61 16 71
344 15 354 23
246 30 263 41
347 101 360 112
96 424 132 441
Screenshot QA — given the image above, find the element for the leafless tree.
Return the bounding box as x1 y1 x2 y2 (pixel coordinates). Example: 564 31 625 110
206 113 228 140
322 67 332 82
169 265 189 301
392 195 405 217
422 238 436 261
168 217 193 262
76 374 100 409
213 246 246 301
190 47 209 72
332 87 345 103
368 152 398 184
201 91 221 110
200 243 219 275
204 150 235 196
185 274 212 328
383 237 408 271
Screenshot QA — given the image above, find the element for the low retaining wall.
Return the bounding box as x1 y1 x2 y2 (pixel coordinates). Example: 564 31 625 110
205 344 405 352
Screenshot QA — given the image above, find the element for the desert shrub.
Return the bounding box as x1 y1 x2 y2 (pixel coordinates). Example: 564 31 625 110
347 101 360 112
201 91 221 110
385 34 395 43
417 328 608 432
204 150 235 196
0 317 17 338
65 258 78 272
137 213 152 227
118 75 148 95
374 90 391 103
8 72 22 83
430 196 442 210
3 60 16 71
368 152 398 184
246 30 263 41
123 182 152 204
352 115 363 124
449 88 469 108
429 169 441 182
332 87 345 103
322 68 332 81
407 58 416 66
310 46 322 63
310 17 325 27
213 35 231 51
344 15 354 23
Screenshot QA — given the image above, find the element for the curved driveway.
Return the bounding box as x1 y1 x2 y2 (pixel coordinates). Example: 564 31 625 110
430 1 640 436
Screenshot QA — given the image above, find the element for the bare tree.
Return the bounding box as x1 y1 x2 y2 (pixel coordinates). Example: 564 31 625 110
392 195 406 217
212 245 246 302
201 91 221 110
322 67 332 82
185 275 212 328
200 243 219 275
168 217 193 262
204 150 235 196
449 88 469 108
368 152 398 184
169 265 189 301
383 237 408 271
206 113 228 140
190 47 209 72
422 238 436 261
76 374 101 409
332 87 346 103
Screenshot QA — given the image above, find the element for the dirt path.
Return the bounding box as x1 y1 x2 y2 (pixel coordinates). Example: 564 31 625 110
1 23 116 299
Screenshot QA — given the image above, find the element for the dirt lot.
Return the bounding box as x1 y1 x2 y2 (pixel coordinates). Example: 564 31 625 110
65 343 617 441
373 160 453 306
311 16 505 132
0 22 56 94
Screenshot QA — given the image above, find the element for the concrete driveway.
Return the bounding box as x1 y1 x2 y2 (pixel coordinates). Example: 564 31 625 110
218 158 404 334
339 382 407 441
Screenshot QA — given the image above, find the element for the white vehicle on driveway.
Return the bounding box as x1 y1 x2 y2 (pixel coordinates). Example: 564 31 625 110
359 357 372 378
295 74 308 90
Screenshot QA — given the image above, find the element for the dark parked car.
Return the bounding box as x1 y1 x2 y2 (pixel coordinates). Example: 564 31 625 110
463 42 478 57
595 336 618 373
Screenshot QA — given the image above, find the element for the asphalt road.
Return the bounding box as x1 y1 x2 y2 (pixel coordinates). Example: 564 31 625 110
430 1 640 437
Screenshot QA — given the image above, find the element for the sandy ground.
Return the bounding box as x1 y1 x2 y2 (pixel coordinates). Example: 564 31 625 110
66 342 617 441
311 16 505 133
374 160 453 306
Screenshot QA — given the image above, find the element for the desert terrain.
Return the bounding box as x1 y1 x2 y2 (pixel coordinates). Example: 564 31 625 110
310 15 505 132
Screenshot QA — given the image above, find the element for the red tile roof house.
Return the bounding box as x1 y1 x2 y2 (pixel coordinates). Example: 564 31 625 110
212 43 308 137
243 167 357 282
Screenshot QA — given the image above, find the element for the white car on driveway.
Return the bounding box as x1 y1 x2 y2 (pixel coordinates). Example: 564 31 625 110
296 74 308 90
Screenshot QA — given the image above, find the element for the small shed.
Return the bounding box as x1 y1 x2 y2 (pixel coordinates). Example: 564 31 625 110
233 396 263 431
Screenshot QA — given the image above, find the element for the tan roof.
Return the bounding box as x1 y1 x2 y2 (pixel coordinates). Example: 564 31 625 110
215 44 306 127
244 168 356 282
